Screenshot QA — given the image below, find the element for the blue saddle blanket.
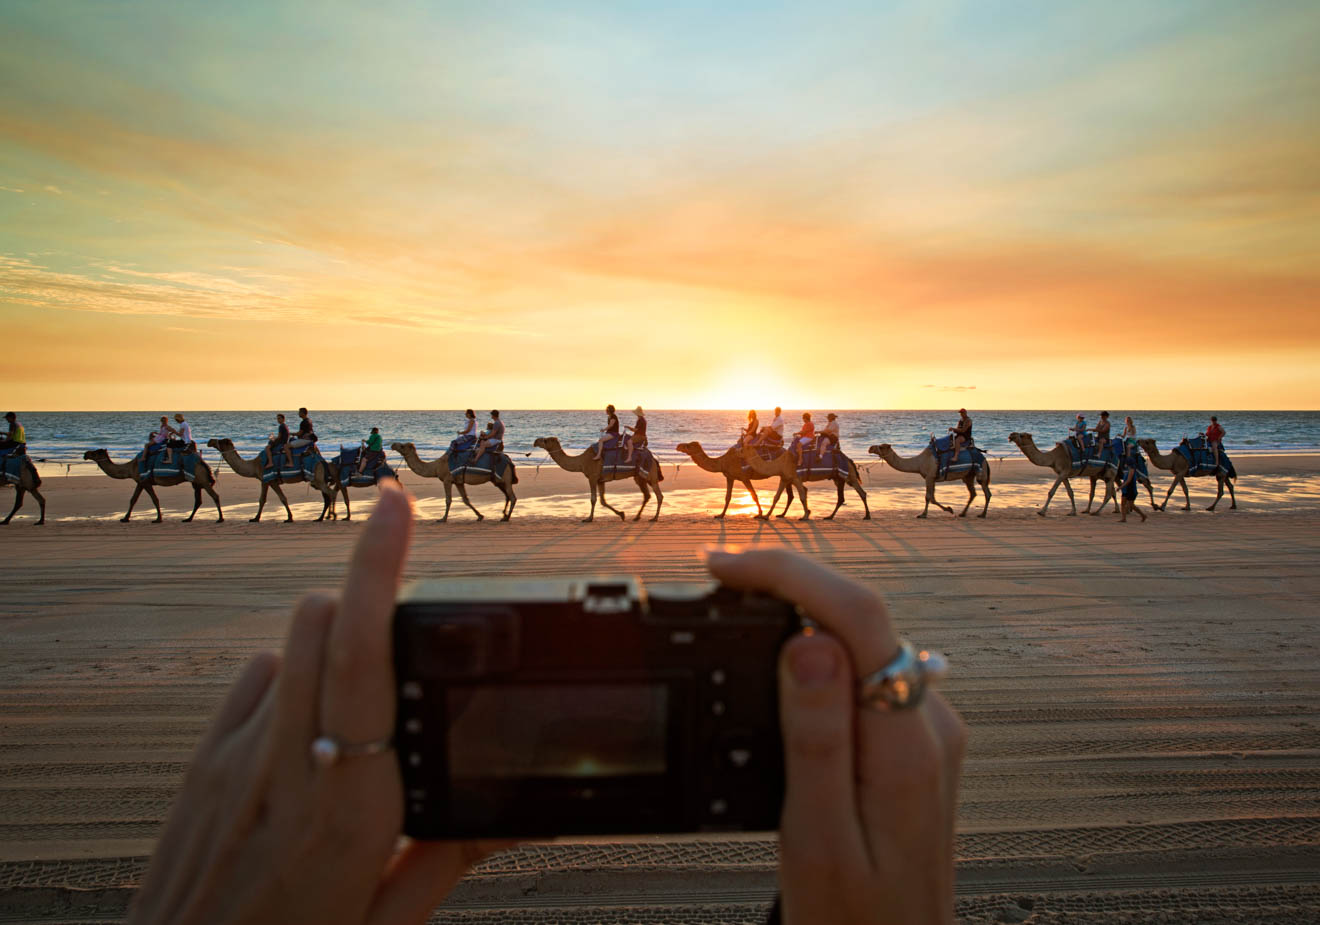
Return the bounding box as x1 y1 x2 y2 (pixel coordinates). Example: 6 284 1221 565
138 447 203 481
448 447 517 482
1062 434 1121 473
1 449 27 484
930 436 986 476
259 446 322 482
795 444 852 476
599 445 663 480
333 447 397 487
1176 437 1237 479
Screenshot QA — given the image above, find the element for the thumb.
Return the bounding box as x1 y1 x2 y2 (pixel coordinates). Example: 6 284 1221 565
778 632 866 874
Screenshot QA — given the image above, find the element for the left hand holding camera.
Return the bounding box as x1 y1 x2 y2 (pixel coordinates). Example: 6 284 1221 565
128 480 501 925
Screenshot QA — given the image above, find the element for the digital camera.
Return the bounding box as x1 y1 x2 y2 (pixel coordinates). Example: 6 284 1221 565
392 576 802 839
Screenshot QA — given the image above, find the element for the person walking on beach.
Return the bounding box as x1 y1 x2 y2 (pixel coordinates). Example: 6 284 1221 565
450 409 479 455
1119 439 1147 523
1205 415 1226 469
591 405 620 460
471 410 504 460
284 408 316 468
622 406 647 464
0 412 26 452
266 414 290 470
793 412 816 467
162 413 193 465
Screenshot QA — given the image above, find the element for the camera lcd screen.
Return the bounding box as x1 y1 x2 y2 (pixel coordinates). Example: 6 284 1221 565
448 684 668 779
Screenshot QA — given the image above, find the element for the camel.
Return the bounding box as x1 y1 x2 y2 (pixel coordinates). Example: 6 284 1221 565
83 448 223 523
737 444 870 520
1 456 46 525
1138 438 1237 511
390 442 517 522
206 438 336 523
869 443 991 518
1007 432 1116 517
533 436 663 522
675 441 780 518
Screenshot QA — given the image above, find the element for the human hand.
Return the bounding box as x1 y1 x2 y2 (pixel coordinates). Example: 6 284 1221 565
129 480 502 925
706 548 966 925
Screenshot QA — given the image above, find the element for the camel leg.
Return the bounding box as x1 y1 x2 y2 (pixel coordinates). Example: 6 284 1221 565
1179 477 1191 511
122 484 145 522
267 483 293 522
500 477 517 521
766 480 787 519
650 473 663 522
959 473 975 518
583 481 597 523
1157 477 1179 512
1226 477 1236 510
1094 478 1115 515
852 475 870 520
185 485 203 522
205 485 224 522
1062 479 1077 515
1039 476 1066 516
441 481 453 522
979 473 991 518
796 478 811 520
1082 477 1097 515
743 479 763 518
339 485 353 522
716 478 734 518
919 479 934 518
597 480 626 521
252 484 270 522
2 489 22 525
633 476 650 521
455 482 484 520
824 479 844 520
1143 478 1157 509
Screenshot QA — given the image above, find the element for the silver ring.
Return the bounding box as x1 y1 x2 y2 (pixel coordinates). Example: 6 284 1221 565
857 640 948 711
310 734 394 768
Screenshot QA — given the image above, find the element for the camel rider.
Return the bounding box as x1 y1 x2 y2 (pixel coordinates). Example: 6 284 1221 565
145 416 175 470
948 409 973 455
356 427 385 475
793 413 815 467
285 407 316 468
0 412 25 454
1122 416 1137 440
758 407 785 446
1205 415 1226 468
266 414 290 470
817 412 840 456
740 409 760 447
592 405 620 460
1091 411 1112 457
623 406 647 464
163 413 193 465
1071 414 1087 456
450 409 479 455
472 410 504 461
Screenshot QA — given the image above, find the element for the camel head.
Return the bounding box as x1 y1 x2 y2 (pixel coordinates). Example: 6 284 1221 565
390 441 414 454
83 448 108 462
868 444 890 457
1137 437 1158 453
206 437 234 451
533 436 560 452
1007 432 1030 446
676 442 696 457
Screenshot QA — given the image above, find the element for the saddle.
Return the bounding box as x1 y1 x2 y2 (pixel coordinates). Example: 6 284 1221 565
1176 438 1237 479
260 444 322 482
449 446 518 483
598 445 663 481
333 446 397 487
1 448 28 484
931 437 985 478
1063 434 1117 474
138 446 202 481
796 443 852 476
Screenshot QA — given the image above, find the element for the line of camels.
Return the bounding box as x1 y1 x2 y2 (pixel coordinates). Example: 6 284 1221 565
1 431 1237 525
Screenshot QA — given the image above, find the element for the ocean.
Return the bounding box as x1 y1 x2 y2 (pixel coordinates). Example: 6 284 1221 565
15 410 1317 476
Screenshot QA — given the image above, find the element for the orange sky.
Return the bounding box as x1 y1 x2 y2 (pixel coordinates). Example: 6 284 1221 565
1 2 1317 410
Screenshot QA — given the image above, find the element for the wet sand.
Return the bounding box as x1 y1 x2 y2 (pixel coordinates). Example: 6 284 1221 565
2 457 1318 922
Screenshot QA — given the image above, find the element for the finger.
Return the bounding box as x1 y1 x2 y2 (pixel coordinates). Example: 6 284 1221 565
366 840 511 925
778 632 867 868
270 592 335 786
706 547 899 673
320 479 414 743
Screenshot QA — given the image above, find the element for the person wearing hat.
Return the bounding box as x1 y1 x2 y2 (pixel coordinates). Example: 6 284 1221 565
622 406 648 464
792 412 816 467
1071 413 1088 456
816 412 841 457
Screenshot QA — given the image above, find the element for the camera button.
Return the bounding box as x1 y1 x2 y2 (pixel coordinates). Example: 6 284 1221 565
728 747 752 768
710 669 726 685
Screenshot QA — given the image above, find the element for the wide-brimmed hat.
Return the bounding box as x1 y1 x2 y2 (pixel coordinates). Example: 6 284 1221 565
827 412 837 420
634 406 644 415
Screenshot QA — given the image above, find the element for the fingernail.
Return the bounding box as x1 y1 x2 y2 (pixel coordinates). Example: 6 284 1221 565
791 641 838 686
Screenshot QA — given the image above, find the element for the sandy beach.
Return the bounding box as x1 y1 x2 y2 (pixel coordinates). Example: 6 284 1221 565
2 458 1318 922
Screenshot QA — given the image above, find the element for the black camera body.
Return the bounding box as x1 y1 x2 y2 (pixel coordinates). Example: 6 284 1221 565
393 576 801 839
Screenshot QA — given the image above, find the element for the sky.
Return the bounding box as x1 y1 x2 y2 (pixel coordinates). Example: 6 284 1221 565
1 0 1318 410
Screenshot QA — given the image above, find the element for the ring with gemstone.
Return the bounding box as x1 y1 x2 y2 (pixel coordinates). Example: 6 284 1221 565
310 734 394 768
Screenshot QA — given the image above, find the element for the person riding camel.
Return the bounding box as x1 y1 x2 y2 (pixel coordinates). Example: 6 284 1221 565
285 408 316 469
1091 411 1112 457
758 406 785 446
471 410 504 461
1 412 27 453
945 409 973 476
1205 415 1226 469
162 413 193 465
740 409 760 447
793 413 816 467
266 414 290 470
450 409 479 456
591 405 620 460
817 412 840 456
622 406 647 464
1071 413 1088 457
356 427 385 475
145 416 175 469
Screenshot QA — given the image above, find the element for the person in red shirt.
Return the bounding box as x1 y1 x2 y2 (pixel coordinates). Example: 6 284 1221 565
793 412 816 467
1205 416 1226 468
